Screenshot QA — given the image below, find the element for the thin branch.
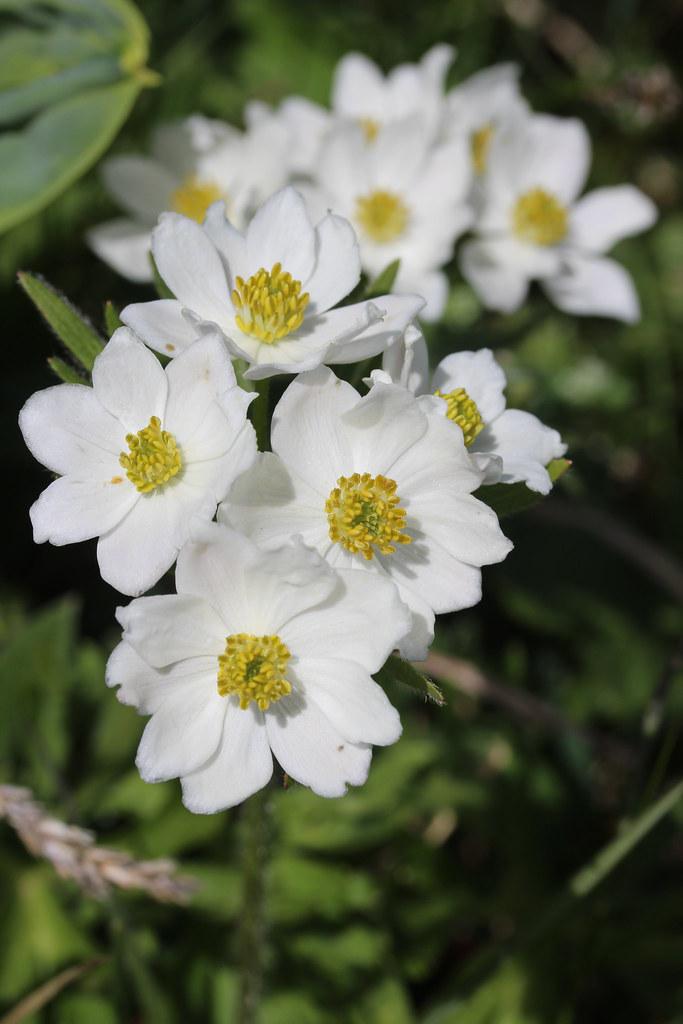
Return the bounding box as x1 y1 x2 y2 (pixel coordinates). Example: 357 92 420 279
0 785 197 904
0 959 106 1024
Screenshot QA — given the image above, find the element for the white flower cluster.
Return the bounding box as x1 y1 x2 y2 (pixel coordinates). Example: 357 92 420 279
89 46 656 323
19 45 653 812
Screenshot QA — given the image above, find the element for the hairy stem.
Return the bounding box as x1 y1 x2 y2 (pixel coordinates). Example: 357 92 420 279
236 786 271 1024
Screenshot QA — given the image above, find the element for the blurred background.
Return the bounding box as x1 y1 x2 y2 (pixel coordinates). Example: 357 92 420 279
1 1 682 1021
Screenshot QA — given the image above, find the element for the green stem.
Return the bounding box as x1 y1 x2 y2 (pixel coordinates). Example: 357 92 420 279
235 787 272 1024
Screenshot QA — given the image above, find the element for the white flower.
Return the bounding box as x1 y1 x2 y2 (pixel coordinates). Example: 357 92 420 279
87 114 290 283
331 45 455 143
121 187 424 379
107 525 410 811
380 328 567 494
444 63 529 180
221 366 512 660
459 114 658 320
19 329 256 596
244 97 330 177
302 117 472 321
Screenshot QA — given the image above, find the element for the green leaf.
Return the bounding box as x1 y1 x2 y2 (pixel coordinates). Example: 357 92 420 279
375 654 445 707
364 259 401 299
103 300 123 337
0 0 154 234
18 272 104 371
47 356 85 384
476 458 572 519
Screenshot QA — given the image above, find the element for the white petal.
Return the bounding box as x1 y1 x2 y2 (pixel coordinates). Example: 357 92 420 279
181 703 273 812
152 213 231 325
569 185 657 254
106 639 217 714
325 294 425 365
341 381 429 475
477 408 566 493
381 323 430 394
97 484 213 596
117 593 225 666
19 384 123 476
332 52 385 118
305 213 361 314
221 452 329 553
459 239 530 313
278 568 411 674
86 218 153 283
101 156 175 222
202 201 248 283
271 366 357 490
30 475 137 544
121 299 201 358
245 187 316 283
291 658 401 746
92 328 167 432
543 255 641 322
384 534 486 616
432 348 507 423
265 694 371 798
136 685 226 782
405 489 513 568
163 332 237 439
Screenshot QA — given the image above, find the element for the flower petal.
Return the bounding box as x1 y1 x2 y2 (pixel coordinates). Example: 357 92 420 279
265 694 372 798
152 213 231 326
325 294 425 365
543 255 641 322
291 658 401 746
163 332 237 439
121 299 201 358
86 218 153 283
305 213 361 315
30 475 137 544
202 201 248 284
180 703 273 812
245 187 316 283
569 185 657 254
476 408 566 493
19 384 123 477
459 239 530 314
136 684 226 782
92 328 168 433
102 156 175 222
117 593 225 666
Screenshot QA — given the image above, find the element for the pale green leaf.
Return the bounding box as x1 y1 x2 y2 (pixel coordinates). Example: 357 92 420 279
18 272 103 371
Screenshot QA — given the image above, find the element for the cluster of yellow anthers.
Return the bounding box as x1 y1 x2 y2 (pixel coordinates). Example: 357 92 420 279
435 387 485 447
326 472 412 560
171 175 223 223
119 416 182 493
512 187 568 246
355 190 410 243
217 633 292 711
232 262 310 343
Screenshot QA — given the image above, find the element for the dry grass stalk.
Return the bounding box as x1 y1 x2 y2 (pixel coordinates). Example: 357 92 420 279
0 785 197 904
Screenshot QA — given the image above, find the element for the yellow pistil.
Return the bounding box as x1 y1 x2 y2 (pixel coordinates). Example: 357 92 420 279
359 117 380 142
512 188 568 246
170 175 223 223
232 262 309 344
325 473 412 560
471 122 494 175
217 633 291 711
119 416 182 493
355 190 409 243
435 387 484 447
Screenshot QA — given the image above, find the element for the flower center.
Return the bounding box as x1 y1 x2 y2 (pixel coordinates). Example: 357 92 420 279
170 175 223 222
512 188 568 246
119 416 182 493
325 473 412 560
435 388 484 446
471 123 494 175
217 633 292 711
359 117 380 142
355 190 409 243
232 262 310 344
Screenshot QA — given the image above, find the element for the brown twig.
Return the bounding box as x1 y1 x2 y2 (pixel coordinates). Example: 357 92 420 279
0 785 197 904
0 959 106 1024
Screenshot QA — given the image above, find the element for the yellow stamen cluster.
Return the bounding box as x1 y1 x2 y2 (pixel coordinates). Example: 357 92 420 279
435 388 484 447
217 633 292 711
471 123 494 175
512 187 568 246
325 473 412 560
232 262 309 344
360 117 380 142
170 175 223 222
355 190 409 243
119 416 182 493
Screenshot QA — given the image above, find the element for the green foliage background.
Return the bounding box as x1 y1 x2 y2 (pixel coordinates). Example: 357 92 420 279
1 1 682 1021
